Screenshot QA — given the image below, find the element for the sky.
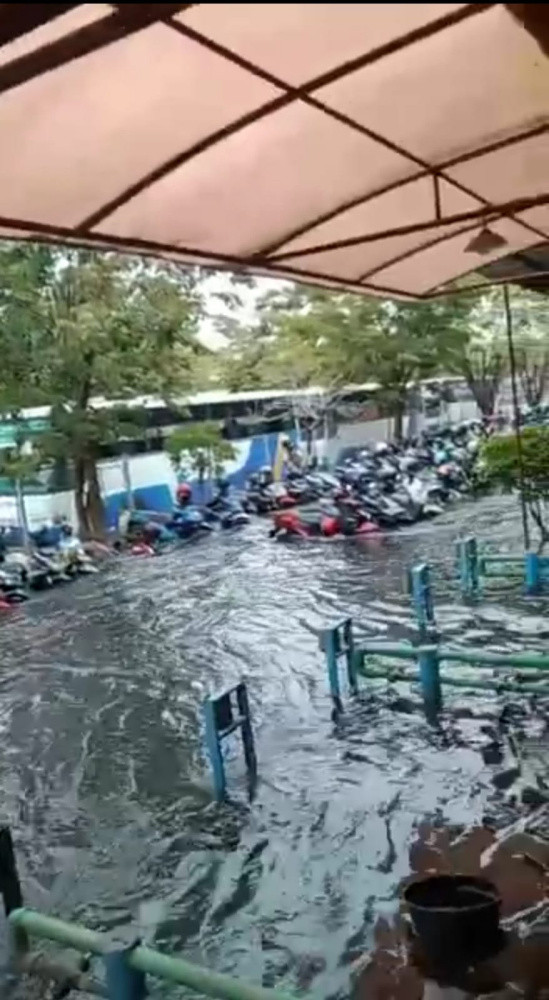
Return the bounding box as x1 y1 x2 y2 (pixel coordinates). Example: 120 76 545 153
198 272 285 350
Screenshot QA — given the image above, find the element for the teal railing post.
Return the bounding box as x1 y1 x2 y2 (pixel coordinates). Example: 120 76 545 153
235 682 257 790
456 536 479 598
323 625 343 714
0 827 23 917
417 644 442 713
342 618 358 696
525 551 541 595
203 698 226 800
321 620 355 712
203 683 257 801
409 563 435 640
104 942 147 1000
409 564 441 711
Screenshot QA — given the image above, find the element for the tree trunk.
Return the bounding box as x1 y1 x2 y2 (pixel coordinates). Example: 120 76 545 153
393 399 405 442
303 423 313 457
74 456 106 539
528 499 549 555
518 357 549 408
74 457 88 538
85 459 106 539
469 380 497 417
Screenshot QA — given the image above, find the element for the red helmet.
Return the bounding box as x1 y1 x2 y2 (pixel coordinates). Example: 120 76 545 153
176 483 192 502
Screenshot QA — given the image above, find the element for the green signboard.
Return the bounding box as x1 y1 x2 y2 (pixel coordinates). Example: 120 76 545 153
0 418 49 449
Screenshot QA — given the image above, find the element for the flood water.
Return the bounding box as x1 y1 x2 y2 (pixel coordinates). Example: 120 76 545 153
0 495 547 998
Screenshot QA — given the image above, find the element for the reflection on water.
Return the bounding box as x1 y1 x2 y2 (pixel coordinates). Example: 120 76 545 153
0 495 546 996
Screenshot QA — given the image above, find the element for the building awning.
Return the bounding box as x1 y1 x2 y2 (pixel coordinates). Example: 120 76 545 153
0 4 547 298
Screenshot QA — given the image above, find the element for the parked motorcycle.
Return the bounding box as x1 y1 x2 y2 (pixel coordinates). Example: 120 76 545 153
267 420 483 540
204 495 250 529
270 497 381 540
0 566 28 604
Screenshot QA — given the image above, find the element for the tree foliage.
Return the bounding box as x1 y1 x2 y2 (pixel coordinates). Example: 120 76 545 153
482 427 549 550
217 283 549 434
1 238 548 535
166 422 236 484
218 286 472 438
0 244 203 537
510 292 549 407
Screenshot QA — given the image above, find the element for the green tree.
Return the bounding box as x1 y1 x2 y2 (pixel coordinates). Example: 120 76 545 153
0 433 44 549
510 292 549 408
319 295 471 439
219 321 277 392
482 427 549 551
220 287 472 439
0 244 203 537
166 422 236 488
445 286 549 416
515 334 549 408
443 289 509 416
448 338 508 416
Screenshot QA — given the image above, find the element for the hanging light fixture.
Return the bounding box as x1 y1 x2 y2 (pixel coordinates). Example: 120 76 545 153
464 225 508 255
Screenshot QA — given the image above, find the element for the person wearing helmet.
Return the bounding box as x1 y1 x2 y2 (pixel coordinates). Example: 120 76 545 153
209 476 231 512
258 465 274 488
281 437 303 476
59 521 78 549
374 441 389 456
175 482 192 507
170 482 210 537
215 477 230 498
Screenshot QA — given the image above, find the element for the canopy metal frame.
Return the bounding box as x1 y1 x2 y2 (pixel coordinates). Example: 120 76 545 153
0 3 547 300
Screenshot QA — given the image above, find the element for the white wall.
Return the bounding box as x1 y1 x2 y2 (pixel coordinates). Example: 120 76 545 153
0 491 75 530
325 400 480 461
98 452 178 496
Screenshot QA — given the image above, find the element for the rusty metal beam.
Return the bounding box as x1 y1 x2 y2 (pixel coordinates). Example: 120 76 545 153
0 4 78 49
358 220 484 283
77 4 496 233
424 260 549 297
255 123 549 258
0 214 417 299
267 193 549 262
0 4 192 97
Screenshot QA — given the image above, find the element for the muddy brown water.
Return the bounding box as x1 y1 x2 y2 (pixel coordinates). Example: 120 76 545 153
0 495 547 998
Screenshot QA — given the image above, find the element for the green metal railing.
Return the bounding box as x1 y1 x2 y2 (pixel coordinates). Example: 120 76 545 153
9 907 301 1000
322 561 549 712
359 640 549 672
456 536 549 596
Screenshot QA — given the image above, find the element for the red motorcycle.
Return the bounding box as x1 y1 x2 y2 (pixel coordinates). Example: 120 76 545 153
270 504 380 540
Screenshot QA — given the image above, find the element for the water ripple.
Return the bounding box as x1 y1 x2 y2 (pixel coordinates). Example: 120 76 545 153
0 495 546 997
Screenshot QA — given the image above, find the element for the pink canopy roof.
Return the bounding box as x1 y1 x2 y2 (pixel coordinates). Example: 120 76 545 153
0 3 547 298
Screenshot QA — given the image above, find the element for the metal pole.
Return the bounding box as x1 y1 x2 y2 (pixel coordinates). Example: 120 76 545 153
358 639 549 670
0 827 23 916
14 478 31 554
236 683 257 786
409 563 435 638
203 699 226 801
9 909 301 1000
324 627 342 714
456 537 479 598
121 454 135 511
524 551 541 595
343 619 358 696
359 666 548 696
503 284 530 550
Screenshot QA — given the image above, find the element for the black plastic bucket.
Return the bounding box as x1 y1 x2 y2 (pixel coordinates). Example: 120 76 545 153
403 874 501 968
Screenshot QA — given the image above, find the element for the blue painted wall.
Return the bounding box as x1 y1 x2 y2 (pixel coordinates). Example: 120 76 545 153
103 430 291 529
